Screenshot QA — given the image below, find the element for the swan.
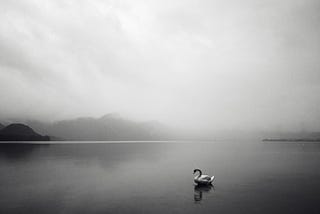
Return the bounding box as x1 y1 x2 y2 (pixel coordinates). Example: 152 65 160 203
193 169 215 185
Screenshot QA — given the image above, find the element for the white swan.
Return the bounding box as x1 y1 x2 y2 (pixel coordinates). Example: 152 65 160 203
193 169 215 185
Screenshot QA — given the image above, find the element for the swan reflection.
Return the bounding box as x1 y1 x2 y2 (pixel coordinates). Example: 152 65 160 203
194 184 214 203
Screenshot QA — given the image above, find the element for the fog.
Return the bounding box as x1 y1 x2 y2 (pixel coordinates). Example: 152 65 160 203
0 0 319 132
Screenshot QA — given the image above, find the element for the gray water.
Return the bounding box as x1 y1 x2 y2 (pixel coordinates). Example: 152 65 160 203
0 141 319 214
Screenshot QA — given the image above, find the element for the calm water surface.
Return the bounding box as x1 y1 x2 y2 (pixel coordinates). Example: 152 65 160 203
0 141 320 214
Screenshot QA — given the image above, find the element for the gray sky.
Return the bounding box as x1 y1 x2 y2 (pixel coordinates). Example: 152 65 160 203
0 0 319 131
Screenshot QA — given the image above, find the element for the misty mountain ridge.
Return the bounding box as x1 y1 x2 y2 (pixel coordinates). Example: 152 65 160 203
1 114 320 141
26 113 173 141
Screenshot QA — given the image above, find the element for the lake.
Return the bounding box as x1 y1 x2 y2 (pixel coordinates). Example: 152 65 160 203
0 141 319 214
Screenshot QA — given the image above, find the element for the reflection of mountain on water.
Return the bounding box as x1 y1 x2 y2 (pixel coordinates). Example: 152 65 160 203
0 143 169 168
0 143 50 161
0 143 171 214
194 184 214 203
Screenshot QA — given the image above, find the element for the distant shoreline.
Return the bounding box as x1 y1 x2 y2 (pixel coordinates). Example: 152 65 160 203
262 138 320 142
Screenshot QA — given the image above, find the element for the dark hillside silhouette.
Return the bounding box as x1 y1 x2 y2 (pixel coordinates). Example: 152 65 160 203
0 123 50 141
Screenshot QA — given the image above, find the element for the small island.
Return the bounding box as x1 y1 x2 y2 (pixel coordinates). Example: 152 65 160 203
0 123 50 141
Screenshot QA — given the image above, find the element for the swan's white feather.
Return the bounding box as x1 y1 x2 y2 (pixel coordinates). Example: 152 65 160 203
194 175 215 184
200 175 211 180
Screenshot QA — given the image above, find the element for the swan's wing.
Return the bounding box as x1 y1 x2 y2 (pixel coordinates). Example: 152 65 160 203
199 175 212 181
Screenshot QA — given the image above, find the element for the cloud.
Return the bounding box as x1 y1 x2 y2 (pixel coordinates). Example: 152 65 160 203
0 0 319 131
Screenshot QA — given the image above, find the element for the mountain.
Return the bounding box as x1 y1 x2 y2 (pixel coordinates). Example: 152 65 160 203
27 114 173 141
0 123 50 141
0 123 4 130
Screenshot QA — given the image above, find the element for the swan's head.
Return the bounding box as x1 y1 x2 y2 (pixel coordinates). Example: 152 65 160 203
193 168 202 174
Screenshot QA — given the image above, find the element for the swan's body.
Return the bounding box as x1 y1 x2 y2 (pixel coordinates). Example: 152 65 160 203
193 169 215 185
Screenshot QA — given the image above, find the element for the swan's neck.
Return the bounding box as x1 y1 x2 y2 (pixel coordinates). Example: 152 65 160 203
196 170 202 177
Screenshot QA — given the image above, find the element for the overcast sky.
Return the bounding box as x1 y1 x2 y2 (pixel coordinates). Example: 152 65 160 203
0 0 319 131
